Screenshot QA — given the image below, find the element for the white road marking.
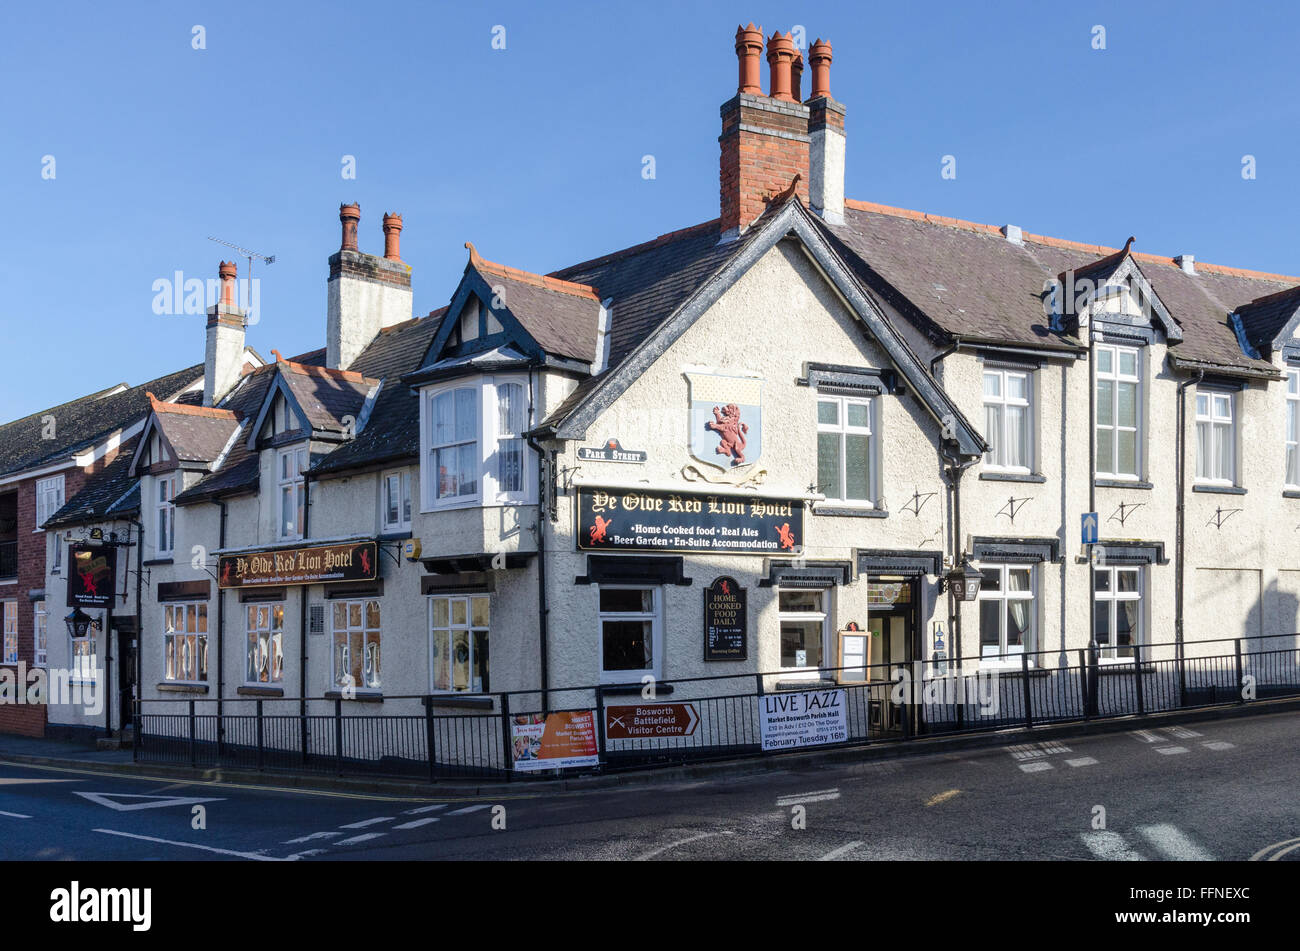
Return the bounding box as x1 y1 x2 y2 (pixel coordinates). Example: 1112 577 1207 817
1203 741 1235 751
74 792 225 812
1018 761 1053 772
1139 823 1213 861
776 788 840 806
1065 757 1098 768
1006 742 1071 760
394 817 441 830
818 841 864 861
336 832 387 846
1130 729 1161 743
0 810 32 818
446 803 492 816
285 848 327 860
1080 831 1145 861
1154 746 1189 755
339 816 394 829
403 804 448 815
1164 726 1202 739
283 831 342 844
1250 837 1300 861
635 831 730 861
94 828 287 861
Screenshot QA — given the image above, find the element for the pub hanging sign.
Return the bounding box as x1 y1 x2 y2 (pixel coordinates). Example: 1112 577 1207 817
704 576 747 661
68 543 116 608
577 486 803 555
218 540 378 589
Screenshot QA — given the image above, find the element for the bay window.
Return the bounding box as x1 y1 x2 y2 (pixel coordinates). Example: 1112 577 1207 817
1195 389 1236 485
422 376 534 509
332 600 381 691
429 594 489 693
978 564 1035 662
598 586 660 682
982 369 1033 471
163 602 208 682
245 603 284 685
277 447 308 540
1095 344 1142 479
1095 566 1143 661
816 394 876 504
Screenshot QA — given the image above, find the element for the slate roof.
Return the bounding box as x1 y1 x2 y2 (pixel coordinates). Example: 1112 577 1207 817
1235 285 1300 357
171 369 272 504
0 365 203 480
467 250 602 364
271 354 379 436
149 398 240 465
43 436 143 528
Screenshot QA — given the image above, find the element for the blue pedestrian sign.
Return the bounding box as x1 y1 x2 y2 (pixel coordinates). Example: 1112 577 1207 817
1081 512 1099 545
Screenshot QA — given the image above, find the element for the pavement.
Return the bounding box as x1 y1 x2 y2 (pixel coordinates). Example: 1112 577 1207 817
1 708 1296 860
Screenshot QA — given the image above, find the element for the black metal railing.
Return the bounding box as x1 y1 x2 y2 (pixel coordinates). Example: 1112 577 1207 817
134 633 1300 782
0 539 16 580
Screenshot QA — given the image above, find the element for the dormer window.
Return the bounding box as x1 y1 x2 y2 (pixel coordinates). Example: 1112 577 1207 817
421 376 534 510
277 447 308 539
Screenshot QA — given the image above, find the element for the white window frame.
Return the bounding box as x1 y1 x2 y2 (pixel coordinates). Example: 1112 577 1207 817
244 602 285 685
156 474 177 556
1094 565 1144 662
1194 388 1237 486
1287 370 1300 489
777 586 831 677
51 532 62 574
815 393 877 505
976 563 1036 666
597 585 662 684
381 468 412 533
420 375 535 512
331 599 382 692
1094 343 1143 480
35 475 65 531
428 594 490 694
276 446 308 541
2 600 16 664
34 600 47 667
163 601 209 683
70 617 97 684
982 369 1034 473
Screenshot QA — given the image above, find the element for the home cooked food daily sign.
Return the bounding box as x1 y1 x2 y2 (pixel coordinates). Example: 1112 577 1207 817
577 487 803 555
218 541 378 589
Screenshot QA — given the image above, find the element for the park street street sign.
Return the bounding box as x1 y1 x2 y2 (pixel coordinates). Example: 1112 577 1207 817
605 703 700 739
1081 512 1099 546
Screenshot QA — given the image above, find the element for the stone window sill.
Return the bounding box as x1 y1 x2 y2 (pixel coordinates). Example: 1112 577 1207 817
979 471 1047 484
143 558 175 567
156 682 209 694
812 503 888 518
424 694 495 710
1095 479 1153 490
323 690 384 703
1192 484 1246 496
237 685 284 697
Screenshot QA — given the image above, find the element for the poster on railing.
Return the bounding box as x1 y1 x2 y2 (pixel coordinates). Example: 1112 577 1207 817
759 689 848 751
510 711 600 771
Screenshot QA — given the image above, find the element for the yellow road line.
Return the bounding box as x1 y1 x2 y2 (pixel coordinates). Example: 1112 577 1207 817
924 789 961 807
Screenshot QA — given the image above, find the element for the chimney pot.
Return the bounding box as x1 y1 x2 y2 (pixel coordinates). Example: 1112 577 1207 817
791 48 804 102
809 39 832 99
735 23 764 94
766 31 796 101
218 260 237 306
382 213 403 261
339 202 361 252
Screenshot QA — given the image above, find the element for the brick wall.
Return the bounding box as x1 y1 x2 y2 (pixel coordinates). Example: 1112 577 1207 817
719 93 811 234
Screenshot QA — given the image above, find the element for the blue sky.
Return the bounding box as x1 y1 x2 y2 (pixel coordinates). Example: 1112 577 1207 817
3 0 1299 420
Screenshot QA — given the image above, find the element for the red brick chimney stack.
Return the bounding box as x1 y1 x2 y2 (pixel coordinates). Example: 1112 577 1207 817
736 23 763 94
382 213 403 261
719 25 812 237
339 202 361 252
218 260 237 307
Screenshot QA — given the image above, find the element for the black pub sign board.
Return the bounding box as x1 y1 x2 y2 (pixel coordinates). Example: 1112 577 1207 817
68 543 116 608
704 576 747 660
577 486 804 555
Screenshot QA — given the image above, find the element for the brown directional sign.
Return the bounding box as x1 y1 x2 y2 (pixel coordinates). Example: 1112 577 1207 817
605 703 700 740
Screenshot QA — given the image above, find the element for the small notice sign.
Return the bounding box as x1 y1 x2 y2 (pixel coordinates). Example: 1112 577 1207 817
704 576 747 661
577 438 647 463
759 689 848 751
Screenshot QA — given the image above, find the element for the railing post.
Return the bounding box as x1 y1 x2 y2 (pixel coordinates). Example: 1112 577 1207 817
1078 649 1090 721
754 674 767 751
132 700 140 762
424 697 437 784
334 697 344 776
594 685 607 770
300 702 309 766
500 693 513 782
1133 644 1145 715
1087 639 1100 718
256 700 264 771
1234 639 1245 704
1020 652 1034 729
188 700 196 768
